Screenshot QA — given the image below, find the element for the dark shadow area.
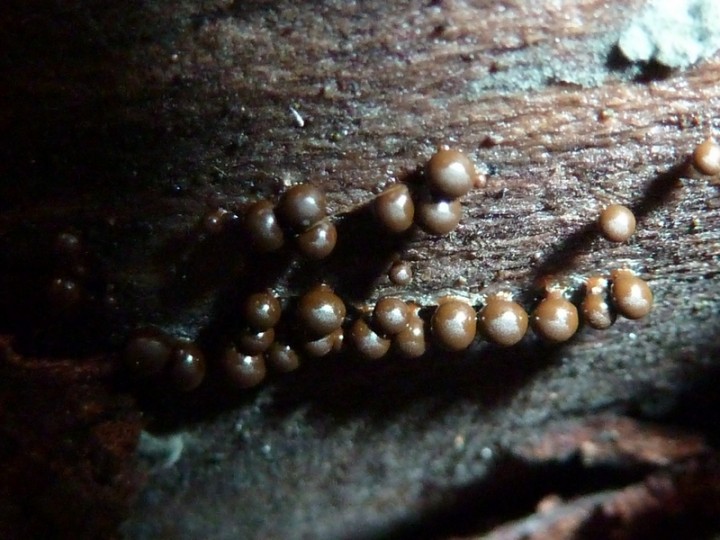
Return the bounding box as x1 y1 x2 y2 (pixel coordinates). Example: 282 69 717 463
272 339 559 425
0 221 128 357
605 44 674 82
631 161 688 219
157 221 290 312
357 453 656 540
526 222 599 288
0 0 275 356
0 0 200 352
628 342 720 447
306 203 410 300
0 1 172 208
131 333 562 432
530 161 686 282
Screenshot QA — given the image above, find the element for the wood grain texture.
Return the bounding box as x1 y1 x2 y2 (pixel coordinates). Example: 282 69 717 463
1 0 719 538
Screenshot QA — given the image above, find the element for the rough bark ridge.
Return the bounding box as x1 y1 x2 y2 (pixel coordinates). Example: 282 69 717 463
1 0 719 538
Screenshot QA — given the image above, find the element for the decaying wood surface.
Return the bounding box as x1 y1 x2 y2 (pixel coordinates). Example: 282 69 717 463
1 0 720 538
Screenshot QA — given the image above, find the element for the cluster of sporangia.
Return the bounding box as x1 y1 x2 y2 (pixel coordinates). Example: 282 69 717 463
122 137 720 393
48 232 118 316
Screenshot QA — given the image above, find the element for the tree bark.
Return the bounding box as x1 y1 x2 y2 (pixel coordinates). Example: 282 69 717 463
1 0 719 538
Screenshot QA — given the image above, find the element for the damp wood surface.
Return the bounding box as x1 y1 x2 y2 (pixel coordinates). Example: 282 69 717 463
1 0 720 539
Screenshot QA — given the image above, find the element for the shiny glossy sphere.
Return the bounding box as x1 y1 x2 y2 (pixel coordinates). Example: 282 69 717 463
416 198 462 235
296 219 337 259
244 200 285 252
54 232 82 258
237 327 275 355
373 296 409 336
581 293 616 329
124 328 172 377
277 183 327 231
265 343 301 373
431 300 477 351
531 292 579 343
585 276 609 296
350 318 391 360
374 184 415 233
478 296 528 346
693 137 720 175
303 328 344 357
221 348 267 389
610 270 653 319
202 208 234 235
388 261 412 286
426 148 476 199
169 341 206 391
48 277 82 310
243 291 281 331
599 204 636 242
394 306 426 358
297 286 346 336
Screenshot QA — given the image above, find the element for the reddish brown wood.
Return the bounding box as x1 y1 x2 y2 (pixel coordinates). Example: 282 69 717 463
1 0 719 538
